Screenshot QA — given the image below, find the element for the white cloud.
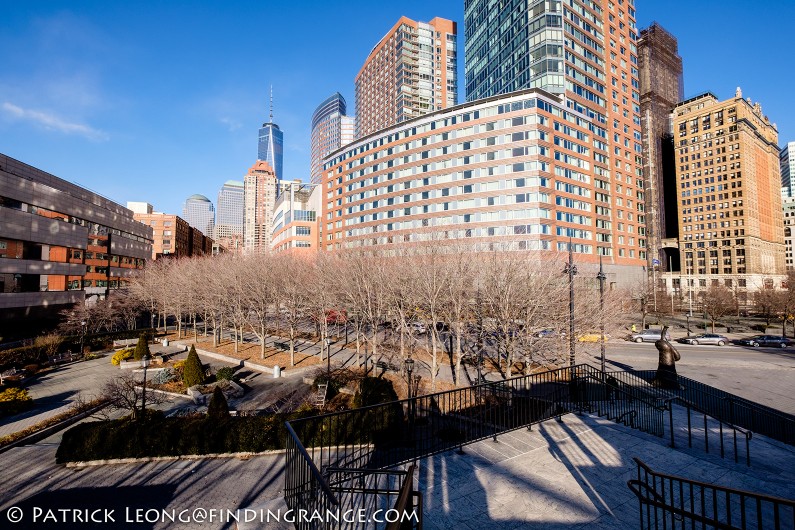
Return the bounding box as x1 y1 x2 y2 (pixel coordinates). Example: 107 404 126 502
1 101 108 141
219 117 242 132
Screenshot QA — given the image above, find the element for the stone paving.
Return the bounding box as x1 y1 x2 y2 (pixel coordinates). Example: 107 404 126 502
0 438 285 529
418 407 795 529
0 355 118 438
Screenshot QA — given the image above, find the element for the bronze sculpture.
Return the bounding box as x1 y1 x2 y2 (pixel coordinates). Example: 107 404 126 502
652 325 681 389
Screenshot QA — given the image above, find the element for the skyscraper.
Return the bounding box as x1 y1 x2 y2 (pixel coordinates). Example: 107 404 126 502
258 89 284 180
355 16 457 138
672 89 784 294
310 93 355 184
215 180 244 252
182 194 215 239
243 160 279 253
781 141 795 198
638 22 684 271
463 0 646 266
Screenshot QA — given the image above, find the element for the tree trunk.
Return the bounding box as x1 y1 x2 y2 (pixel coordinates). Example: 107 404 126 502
289 324 296 367
454 324 463 386
261 324 266 358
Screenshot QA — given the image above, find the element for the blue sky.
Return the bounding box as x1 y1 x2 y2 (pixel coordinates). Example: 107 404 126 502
1 1 793 217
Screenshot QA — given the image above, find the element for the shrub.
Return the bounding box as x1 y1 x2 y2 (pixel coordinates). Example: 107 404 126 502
353 377 398 408
352 377 403 447
111 348 134 366
207 387 230 419
152 368 176 385
0 344 47 371
215 367 236 382
0 387 33 418
133 334 150 361
183 346 205 388
23 364 40 375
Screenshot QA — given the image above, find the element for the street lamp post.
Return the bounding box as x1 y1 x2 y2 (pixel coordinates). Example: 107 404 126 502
326 338 332 376
563 240 578 368
140 353 151 421
596 255 607 373
80 320 87 355
405 357 415 400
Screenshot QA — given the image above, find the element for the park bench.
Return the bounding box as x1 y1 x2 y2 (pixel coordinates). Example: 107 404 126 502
274 340 290 351
0 368 21 385
48 351 79 365
375 360 399 372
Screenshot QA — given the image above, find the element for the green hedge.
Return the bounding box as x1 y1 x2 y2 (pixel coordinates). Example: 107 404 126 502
56 409 317 463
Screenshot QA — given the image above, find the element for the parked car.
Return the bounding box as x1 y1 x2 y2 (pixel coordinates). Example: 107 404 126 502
410 322 427 334
534 329 559 338
628 328 671 343
678 333 729 346
735 335 793 348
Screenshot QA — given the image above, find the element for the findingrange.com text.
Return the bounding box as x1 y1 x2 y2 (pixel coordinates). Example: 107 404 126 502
5 506 420 525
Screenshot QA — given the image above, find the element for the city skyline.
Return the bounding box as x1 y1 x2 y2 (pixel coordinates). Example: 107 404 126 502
1 0 793 216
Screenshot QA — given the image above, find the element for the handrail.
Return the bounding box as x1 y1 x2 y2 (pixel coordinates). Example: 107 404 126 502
631 456 795 506
608 368 795 445
284 421 339 506
386 465 416 530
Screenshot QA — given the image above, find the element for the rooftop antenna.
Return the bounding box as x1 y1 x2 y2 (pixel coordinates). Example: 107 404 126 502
269 85 274 123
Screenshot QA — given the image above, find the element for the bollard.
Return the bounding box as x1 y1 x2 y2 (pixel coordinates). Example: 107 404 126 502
273 365 281 378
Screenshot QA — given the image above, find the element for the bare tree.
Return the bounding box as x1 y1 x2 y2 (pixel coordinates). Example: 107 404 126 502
754 288 784 327
244 254 278 357
274 252 313 366
100 372 165 421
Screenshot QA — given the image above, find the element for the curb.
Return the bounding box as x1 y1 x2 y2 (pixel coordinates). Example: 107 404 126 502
173 342 322 378
64 448 289 467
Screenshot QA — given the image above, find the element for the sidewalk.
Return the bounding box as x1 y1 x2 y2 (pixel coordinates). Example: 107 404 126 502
0 356 118 439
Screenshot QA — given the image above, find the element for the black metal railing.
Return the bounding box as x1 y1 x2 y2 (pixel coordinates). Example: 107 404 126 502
284 363 795 528
628 457 795 529
577 368 670 437
605 370 757 465
676 401 754 467
284 422 339 530
286 365 623 477
283 363 674 529
611 370 795 446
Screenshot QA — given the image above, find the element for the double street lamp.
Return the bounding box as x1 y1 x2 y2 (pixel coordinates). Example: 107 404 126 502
596 256 607 373
563 241 577 369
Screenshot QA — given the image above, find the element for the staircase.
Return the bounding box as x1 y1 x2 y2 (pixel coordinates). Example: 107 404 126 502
315 383 328 409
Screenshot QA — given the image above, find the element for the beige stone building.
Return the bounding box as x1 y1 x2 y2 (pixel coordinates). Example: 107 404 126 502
662 89 785 303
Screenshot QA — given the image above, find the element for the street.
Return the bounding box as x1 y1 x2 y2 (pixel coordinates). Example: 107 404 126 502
598 341 795 413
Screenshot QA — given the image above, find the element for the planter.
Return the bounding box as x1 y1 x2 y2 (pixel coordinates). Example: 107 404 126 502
119 360 148 370
186 380 244 405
